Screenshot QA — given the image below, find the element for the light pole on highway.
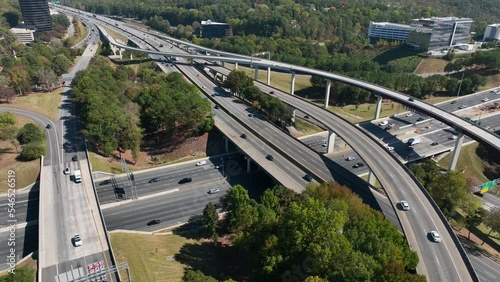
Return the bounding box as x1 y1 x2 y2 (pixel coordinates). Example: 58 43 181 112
221 158 225 177
456 72 465 98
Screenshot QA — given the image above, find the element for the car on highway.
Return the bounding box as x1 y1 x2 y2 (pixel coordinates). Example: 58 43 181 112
406 112 413 117
248 113 254 118
214 104 219 109
400 200 410 211
269 91 275 94
73 234 82 247
178 177 192 184
63 167 70 175
147 219 161 226
196 160 207 166
378 120 388 126
266 154 275 161
352 162 364 168
459 105 467 109
451 100 457 104
450 135 458 140
46 124 51 129
386 146 395 151
384 126 392 131
304 115 310 119
240 133 247 139
149 177 160 183
416 117 424 122
99 179 111 186
482 97 489 102
389 123 395 127
322 142 328 147
345 156 355 161
72 155 78 161
430 231 442 243
408 97 414 102
304 174 313 182
430 142 438 146
208 188 220 194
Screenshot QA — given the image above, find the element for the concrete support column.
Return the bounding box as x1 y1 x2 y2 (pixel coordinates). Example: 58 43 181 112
224 137 229 153
118 49 124 59
221 61 225 68
247 157 251 173
290 72 296 95
235 63 238 69
449 132 465 171
368 170 377 186
267 67 271 85
222 75 227 82
327 130 336 153
291 109 296 123
129 54 133 60
324 79 332 109
254 66 259 81
213 73 218 83
374 95 383 120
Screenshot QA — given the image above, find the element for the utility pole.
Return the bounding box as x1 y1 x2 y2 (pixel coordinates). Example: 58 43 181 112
456 72 465 98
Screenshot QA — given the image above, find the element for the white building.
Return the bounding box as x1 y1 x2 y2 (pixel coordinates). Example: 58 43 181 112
10 27 35 44
483 24 500 41
368 22 411 42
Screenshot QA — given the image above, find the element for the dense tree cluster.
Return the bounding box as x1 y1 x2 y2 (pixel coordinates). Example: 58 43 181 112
223 70 293 125
213 184 423 281
72 57 213 160
0 112 44 161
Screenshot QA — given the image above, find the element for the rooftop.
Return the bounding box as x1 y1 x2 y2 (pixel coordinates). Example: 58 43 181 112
201 20 229 26
414 16 473 23
370 22 411 29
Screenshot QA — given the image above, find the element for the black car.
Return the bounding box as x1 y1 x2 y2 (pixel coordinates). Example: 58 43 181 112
408 97 414 102
46 124 52 129
266 154 274 161
384 126 392 131
304 174 313 182
179 177 192 184
353 162 364 168
416 117 424 122
214 104 219 109
431 142 439 146
451 100 457 104
147 219 161 226
72 155 78 161
240 133 247 139
99 179 111 186
149 177 160 183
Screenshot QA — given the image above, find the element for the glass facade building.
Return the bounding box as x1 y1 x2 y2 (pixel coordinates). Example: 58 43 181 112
407 17 473 51
200 20 232 39
368 22 411 43
18 0 52 33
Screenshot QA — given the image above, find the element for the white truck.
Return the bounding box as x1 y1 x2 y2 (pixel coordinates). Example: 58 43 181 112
74 170 82 183
407 136 422 146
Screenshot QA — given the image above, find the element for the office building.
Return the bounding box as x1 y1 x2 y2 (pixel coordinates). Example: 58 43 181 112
483 24 500 41
368 22 411 43
200 20 232 39
407 17 473 51
10 26 35 44
18 0 52 33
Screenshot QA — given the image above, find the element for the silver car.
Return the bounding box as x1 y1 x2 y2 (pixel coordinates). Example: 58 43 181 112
400 200 410 211
430 231 442 243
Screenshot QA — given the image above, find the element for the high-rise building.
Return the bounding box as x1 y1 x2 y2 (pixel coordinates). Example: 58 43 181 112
407 17 473 51
200 20 232 39
483 24 500 41
18 0 52 33
368 22 411 43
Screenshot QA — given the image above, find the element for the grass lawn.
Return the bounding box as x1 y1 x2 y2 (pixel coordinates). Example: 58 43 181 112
426 96 455 104
438 143 489 186
361 174 381 189
67 18 89 46
102 26 128 43
294 118 324 135
327 102 403 123
414 58 449 74
225 63 312 93
111 232 200 282
0 256 36 282
0 114 41 193
481 73 500 90
3 89 63 121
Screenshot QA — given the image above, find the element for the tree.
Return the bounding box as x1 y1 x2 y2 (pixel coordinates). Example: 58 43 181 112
202 202 219 241
52 54 72 75
51 14 71 28
182 270 217 282
223 185 258 232
0 126 18 141
35 69 58 91
223 70 253 96
482 208 500 245
2 11 21 28
17 123 45 144
427 171 468 219
9 66 30 95
20 142 46 160
0 112 15 127
465 208 484 240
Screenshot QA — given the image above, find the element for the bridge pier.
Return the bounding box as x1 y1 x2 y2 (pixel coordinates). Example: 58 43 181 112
129 54 133 60
267 67 271 85
235 63 238 69
247 157 252 173
368 170 377 186
224 137 229 153
449 132 465 171
327 130 336 153
374 95 383 120
254 66 259 81
221 61 225 68
213 72 218 83
324 79 332 109
290 71 296 95
291 109 296 123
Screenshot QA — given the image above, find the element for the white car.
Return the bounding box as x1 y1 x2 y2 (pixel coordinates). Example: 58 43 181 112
386 146 395 151
406 112 413 117
482 97 489 102
63 167 70 175
430 231 442 243
345 156 355 161
73 234 82 247
400 200 410 211
208 188 220 194
196 160 207 166
451 135 458 140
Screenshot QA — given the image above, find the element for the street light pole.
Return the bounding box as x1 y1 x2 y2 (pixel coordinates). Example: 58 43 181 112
456 72 465 98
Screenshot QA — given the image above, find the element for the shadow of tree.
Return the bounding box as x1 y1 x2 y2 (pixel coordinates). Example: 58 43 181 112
175 242 250 281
